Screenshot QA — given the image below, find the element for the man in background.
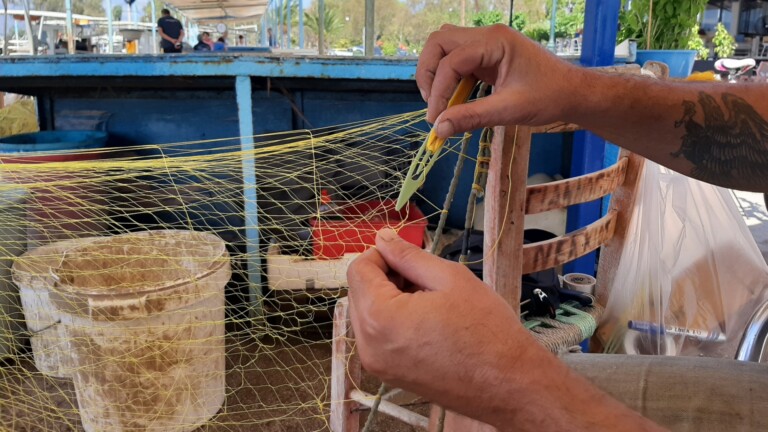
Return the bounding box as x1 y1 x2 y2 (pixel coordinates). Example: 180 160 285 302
194 33 212 51
157 9 184 53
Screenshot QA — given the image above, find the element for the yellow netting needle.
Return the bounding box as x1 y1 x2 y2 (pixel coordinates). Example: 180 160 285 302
395 77 478 211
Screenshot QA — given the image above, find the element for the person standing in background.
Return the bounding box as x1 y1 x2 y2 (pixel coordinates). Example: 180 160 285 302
157 9 184 53
213 37 227 51
267 28 276 48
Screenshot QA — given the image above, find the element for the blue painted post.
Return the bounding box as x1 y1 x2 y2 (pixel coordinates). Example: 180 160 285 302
151 0 157 54
277 0 283 48
235 75 263 321
299 0 304 48
261 14 267 46
565 0 620 277
107 0 114 54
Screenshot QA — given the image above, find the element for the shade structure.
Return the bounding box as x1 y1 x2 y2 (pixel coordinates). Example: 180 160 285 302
164 0 268 24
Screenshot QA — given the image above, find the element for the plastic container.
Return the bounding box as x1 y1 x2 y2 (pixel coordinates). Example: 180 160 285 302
635 50 697 78
0 130 108 247
0 187 29 359
0 131 107 158
310 199 426 259
48 230 230 432
12 236 99 377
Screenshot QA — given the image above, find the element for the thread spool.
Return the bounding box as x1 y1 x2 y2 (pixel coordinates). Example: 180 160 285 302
560 273 597 294
622 330 678 356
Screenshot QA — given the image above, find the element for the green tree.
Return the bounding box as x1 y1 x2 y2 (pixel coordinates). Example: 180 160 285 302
304 4 342 48
141 0 165 23
555 0 585 37
381 40 398 56
268 0 300 27
523 21 550 42
510 12 527 31
713 22 736 58
33 0 105 16
472 10 505 27
112 5 123 21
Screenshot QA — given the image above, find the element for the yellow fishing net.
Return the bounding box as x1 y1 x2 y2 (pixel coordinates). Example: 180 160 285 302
0 99 39 138
0 110 464 431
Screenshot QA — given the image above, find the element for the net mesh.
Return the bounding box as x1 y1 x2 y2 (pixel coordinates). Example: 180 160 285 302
0 110 464 432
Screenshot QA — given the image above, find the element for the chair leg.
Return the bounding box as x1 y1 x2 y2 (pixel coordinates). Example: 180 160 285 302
330 297 361 432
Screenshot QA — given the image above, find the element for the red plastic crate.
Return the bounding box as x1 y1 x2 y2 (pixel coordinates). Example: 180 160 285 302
310 199 426 260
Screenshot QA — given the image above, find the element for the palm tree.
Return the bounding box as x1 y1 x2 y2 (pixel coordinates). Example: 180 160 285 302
304 5 341 48
268 0 299 26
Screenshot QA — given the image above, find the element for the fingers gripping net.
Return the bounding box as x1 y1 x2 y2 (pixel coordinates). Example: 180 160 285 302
0 111 459 431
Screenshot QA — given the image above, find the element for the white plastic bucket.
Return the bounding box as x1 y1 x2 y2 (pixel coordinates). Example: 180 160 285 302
0 187 28 359
12 236 100 377
48 230 230 432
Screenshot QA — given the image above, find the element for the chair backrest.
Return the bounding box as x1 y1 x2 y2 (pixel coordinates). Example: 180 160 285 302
482 63 664 312
482 123 645 311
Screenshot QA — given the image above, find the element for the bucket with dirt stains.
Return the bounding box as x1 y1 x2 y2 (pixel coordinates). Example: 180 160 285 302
48 230 230 432
12 236 101 378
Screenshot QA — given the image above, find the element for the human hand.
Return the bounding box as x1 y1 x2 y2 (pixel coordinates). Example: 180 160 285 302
416 24 583 138
347 228 536 422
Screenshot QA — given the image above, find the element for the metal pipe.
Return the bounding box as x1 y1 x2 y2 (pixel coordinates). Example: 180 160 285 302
37 15 44 43
317 0 324 55
261 13 267 46
107 0 114 54
2 0 8 56
277 0 282 47
151 0 157 54
736 300 768 363
298 0 304 48
547 0 558 52
65 0 74 54
364 0 374 56
287 0 291 49
21 0 37 55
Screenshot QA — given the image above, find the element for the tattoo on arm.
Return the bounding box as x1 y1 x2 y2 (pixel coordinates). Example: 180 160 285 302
671 92 768 186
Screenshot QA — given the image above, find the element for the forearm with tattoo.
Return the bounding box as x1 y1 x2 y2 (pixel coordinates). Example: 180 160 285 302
672 92 768 187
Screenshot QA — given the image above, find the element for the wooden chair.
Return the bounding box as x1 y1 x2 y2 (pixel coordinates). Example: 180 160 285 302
329 64 656 432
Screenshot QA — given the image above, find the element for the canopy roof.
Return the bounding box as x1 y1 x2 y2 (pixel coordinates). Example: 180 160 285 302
163 0 268 24
0 9 107 23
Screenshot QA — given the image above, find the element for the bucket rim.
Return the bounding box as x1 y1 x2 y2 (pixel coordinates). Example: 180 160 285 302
0 130 108 153
12 236 104 287
49 230 229 299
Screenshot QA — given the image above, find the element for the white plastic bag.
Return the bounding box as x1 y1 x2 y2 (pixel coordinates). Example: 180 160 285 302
599 161 768 358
